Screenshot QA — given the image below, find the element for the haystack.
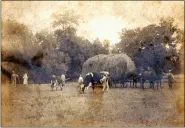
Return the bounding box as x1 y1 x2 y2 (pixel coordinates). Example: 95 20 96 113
82 54 136 80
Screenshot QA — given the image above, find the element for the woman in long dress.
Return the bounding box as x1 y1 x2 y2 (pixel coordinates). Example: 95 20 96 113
23 73 28 85
61 74 66 87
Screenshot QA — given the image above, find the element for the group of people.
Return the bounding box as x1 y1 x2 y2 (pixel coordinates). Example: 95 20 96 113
50 74 66 91
11 70 69 91
51 74 84 91
11 71 28 87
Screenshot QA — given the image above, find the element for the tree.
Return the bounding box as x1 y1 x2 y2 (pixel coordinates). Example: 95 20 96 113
2 19 39 82
2 19 34 59
118 17 183 74
53 10 80 41
103 39 110 48
93 38 108 55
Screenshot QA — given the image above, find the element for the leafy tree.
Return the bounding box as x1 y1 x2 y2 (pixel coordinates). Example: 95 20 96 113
92 38 108 55
2 19 34 60
53 10 79 41
103 39 110 50
52 11 109 79
118 17 183 74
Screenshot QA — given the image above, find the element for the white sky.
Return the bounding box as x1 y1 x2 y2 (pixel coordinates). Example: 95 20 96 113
2 1 184 45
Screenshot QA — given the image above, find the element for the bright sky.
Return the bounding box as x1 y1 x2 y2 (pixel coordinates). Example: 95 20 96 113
2 1 184 45
78 15 129 43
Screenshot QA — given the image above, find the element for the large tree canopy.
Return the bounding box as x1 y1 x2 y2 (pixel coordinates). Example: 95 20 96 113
116 17 183 74
1 11 109 83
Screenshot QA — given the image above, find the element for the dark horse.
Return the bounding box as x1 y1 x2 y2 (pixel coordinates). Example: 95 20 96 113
140 70 155 89
126 72 141 88
139 69 165 89
112 73 141 88
154 69 165 89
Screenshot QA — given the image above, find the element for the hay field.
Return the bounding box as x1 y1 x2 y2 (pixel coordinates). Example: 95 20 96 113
2 77 184 127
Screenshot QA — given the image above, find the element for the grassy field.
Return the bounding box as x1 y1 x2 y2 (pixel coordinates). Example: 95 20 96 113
2 78 184 126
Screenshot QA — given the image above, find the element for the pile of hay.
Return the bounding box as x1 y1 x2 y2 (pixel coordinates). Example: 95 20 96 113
82 54 136 80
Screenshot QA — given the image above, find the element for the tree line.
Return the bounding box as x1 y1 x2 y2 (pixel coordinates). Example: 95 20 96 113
1 11 184 83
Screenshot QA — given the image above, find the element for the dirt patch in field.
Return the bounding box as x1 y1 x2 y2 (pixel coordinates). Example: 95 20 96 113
2 81 184 126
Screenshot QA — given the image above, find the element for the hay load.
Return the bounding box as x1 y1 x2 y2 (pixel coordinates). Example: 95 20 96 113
82 54 136 80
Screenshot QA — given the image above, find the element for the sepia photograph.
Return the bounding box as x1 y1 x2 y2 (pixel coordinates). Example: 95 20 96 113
1 1 184 127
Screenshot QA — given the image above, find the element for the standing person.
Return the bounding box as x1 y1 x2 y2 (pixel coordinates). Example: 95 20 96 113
23 73 28 85
11 71 19 87
167 70 175 89
51 75 57 91
61 74 66 87
78 74 83 85
78 74 84 89
55 75 63 91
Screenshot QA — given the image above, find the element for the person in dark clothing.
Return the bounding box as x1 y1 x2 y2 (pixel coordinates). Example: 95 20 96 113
51 75 58 91
11 71 19 87
167 70 175 89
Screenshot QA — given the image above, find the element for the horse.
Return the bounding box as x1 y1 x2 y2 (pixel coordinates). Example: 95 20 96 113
139 69 156 89
111 73 141 88
139 68 165 90
153 69 166 89
125 72 142 88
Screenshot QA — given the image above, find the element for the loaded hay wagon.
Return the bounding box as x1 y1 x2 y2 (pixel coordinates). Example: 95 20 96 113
82 54 136 87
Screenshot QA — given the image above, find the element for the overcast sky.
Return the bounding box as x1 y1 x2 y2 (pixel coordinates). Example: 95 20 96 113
2 1 184 44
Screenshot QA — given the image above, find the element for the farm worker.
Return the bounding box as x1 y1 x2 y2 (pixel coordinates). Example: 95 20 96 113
167 70 175 89
61 74 66 86
23 73 28 85
51 75 57 91
11 71 19 87
78 74 84 89
55 75 63 90
100 71 110 78
78 75 84 85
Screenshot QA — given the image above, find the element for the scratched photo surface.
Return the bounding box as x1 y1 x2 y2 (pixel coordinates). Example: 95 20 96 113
1 1 184 127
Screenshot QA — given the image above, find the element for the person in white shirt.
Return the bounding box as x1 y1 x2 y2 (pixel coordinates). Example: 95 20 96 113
61 74 66 87
78 74 84 90
23 73 28 85
78 75 83 85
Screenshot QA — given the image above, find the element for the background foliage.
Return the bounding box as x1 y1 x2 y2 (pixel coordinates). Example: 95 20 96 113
1 11 184 83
